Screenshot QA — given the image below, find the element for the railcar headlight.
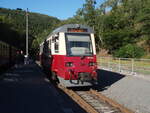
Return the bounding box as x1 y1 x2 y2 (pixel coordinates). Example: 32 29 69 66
65 62 73 67
89 62 96 66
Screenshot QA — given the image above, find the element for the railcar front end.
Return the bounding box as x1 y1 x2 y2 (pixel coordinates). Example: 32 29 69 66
40 24 97 87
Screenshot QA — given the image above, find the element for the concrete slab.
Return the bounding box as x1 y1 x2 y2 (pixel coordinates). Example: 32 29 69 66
97 69 150 113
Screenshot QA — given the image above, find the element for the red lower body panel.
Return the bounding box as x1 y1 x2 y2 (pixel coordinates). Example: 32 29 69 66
51 55 97 80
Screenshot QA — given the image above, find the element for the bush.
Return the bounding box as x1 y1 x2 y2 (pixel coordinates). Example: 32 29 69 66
114 44 145 58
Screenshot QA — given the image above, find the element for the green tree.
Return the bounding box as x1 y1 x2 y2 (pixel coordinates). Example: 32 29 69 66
79 0 96 28
135 0 150 52
0 8 60 57
114 44 145 58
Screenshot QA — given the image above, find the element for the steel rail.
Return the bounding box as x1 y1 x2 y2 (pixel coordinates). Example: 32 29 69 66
58 85 134 113
58 85 98 113
90 90 134 113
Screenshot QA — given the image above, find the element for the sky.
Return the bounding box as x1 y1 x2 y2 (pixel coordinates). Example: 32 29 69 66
0 0 104 20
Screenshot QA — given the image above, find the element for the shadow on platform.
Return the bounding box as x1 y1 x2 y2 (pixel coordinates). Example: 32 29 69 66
96 69 125 91
0 63 87 113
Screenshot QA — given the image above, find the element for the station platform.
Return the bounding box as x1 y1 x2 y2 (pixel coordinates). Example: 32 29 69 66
97 69 150 113
0 63 86 113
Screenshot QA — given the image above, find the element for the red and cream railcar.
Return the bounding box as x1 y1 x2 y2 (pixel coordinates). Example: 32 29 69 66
40 24 97 87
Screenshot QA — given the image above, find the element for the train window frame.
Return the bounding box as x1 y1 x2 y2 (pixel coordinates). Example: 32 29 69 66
48 39 52 55
48 39 51 49
65 33 94 57
54 38 59 53
52 34 59 53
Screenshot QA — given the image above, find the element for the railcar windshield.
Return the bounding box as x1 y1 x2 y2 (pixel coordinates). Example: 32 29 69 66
66 33 93 56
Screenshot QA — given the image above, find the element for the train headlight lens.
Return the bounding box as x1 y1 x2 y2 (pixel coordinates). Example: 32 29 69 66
65 62 73 67
89 62 96 66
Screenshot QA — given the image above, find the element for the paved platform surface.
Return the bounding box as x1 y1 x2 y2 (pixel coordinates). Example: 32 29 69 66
0 63 86 113
97 69 150 113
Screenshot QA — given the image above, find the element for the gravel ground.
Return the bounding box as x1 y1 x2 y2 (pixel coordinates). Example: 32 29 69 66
97 69 150 113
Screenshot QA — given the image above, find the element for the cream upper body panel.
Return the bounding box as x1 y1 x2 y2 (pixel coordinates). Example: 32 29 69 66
51 32 66 55
91 33 96 55
46 32 96 56
58 32 66 55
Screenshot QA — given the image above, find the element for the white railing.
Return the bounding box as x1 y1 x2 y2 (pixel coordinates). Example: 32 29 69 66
98 57 150 76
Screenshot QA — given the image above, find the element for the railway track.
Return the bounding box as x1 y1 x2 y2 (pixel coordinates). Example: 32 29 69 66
58 85 134 113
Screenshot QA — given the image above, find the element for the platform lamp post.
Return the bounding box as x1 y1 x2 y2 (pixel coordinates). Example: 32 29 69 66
25 8 29 64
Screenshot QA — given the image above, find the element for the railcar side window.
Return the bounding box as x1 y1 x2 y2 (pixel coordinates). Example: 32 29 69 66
52 36 55 43
51 35 59 53
48 40 51 55
52 35 59 53
54 38 59 53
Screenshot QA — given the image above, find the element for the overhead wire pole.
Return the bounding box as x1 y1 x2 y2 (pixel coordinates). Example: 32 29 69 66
25 8 29 64
26 8 29 58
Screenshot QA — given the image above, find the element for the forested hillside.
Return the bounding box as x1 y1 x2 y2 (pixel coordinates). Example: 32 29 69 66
0 8 60 56
61 0 150 58
1 0 150 58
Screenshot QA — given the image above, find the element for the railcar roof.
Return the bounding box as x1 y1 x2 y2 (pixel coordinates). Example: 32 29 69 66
40 24 94 44
52 24 94 34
